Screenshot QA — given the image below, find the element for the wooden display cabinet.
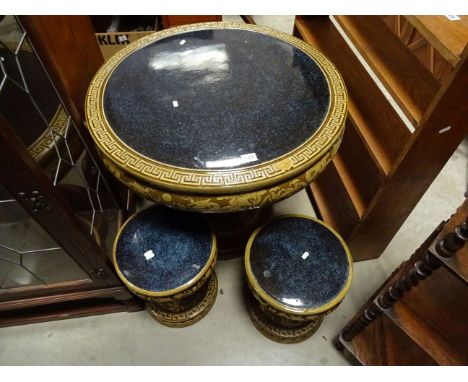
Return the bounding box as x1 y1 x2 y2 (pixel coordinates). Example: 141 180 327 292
336 198 468 365
294 16 468 261
0 14 222 327
0 16 142 327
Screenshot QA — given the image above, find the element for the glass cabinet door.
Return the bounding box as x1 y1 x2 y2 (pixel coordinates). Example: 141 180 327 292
0 16 127 306
0 185 91 290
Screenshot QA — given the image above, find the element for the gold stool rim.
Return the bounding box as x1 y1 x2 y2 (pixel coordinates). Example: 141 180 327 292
244 213 353 316
113 204 217 297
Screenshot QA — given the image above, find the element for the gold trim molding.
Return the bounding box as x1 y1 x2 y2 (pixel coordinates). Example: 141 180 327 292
245 214 353 316
86 22 347 196
112 205 217 297
101 134 340 212
145 272 218 328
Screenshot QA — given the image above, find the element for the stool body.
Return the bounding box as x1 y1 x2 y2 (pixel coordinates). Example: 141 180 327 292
113 205 217 327
245 214 352 343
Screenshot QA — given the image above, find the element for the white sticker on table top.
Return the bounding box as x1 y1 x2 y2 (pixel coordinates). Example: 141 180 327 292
240 153 258 164
301 251 310 260
446 15 461 21
144 250 155 260
205 153 259 168
180 39 186 45
118 35 128 42
172 100 179 108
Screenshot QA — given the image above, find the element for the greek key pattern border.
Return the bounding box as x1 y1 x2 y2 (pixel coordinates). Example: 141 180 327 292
247 291 324 343
28 106 68 160
146 272 218 328
85 22 347 193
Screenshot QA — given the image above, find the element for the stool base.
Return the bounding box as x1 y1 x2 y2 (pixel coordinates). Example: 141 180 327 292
146 272 218 327
246 288 323 344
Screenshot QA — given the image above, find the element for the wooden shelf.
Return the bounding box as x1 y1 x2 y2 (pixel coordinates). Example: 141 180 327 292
343 313 437 365
386 301 466 365
333 119 386 216
296 15 467 261
406 16 468 66
309 161 360 239
440 246 468 283
380 16 454 84
394 263 468 363
333 16 440 127
430 202 468 283
337 199 468 365
295 16 410 174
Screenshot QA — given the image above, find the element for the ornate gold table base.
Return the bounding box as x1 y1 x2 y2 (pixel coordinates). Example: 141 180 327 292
245 285 324 344
207 207 273 260
101 151 335 259
145 272 218 328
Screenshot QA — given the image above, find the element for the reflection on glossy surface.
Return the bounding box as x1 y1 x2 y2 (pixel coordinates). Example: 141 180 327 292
0 186 89 289
115 206 213 293
149 43 229 85
281 297 303 307
104 28 331 170
0 44 61 147
249 217 350 311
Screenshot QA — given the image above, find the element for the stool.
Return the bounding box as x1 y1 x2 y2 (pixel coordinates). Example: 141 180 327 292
113 205 217 327
244 214 352 343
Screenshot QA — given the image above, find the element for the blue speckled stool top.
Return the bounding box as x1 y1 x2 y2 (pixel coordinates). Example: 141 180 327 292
246 215 352 315
114 205 215 296
103 27 330 170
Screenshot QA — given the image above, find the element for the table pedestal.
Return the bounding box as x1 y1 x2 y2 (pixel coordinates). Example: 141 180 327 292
206 206 273 260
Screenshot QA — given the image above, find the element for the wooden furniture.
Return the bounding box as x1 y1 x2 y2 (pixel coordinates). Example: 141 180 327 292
0 16 141 327
294 16 468 261
240 16 256 25
114 205 218 327
335 198 468 365
244 215 352 343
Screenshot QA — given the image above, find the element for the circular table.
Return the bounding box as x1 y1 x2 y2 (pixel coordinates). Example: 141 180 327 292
245 214 353 343
86 22 347 256
113 205 218 327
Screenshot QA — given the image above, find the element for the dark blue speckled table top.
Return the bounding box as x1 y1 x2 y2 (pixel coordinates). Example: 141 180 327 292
248 217 351 311
114 205 214 293
103 27 330 170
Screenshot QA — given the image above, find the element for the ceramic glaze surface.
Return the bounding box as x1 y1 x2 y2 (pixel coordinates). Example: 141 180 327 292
249 217 349 310
103 28 330 170
115 206 213 292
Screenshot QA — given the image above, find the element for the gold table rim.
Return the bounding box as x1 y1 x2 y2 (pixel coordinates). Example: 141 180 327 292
112 204 217 297
85 21 347 195
244 214 353 316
